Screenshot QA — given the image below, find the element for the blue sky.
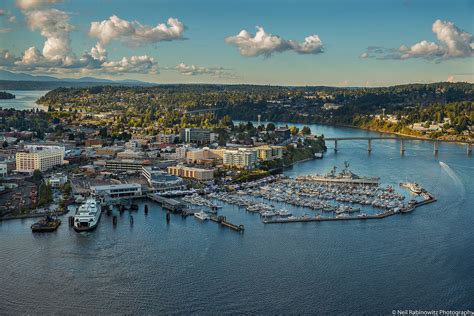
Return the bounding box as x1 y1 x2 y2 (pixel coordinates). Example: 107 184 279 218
0 0 473 86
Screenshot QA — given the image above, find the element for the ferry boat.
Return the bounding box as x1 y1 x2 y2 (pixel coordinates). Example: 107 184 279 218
31 215 61 232
194 210 209 221
298 162 380 185
400 182 422 194
74 198 101 232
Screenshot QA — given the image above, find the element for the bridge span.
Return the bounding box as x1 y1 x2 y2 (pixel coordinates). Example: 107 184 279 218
324 137 473 155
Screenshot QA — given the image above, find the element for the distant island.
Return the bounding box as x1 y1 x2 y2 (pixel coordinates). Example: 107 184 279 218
0 91 15 99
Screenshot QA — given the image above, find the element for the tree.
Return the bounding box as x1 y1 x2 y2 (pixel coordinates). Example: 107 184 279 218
266 123 275 131
289 125 299 136
301 126 311 135
2 141 8 148
32 169 42 181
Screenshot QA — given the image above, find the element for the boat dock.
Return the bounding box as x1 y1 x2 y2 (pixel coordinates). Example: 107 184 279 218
263 192 436 224
146 194 186 212
210 215 244 232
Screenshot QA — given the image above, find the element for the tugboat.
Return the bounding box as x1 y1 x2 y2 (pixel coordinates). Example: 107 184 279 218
31 215 61 232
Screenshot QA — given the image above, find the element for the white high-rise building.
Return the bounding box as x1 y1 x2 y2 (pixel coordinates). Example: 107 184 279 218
223 148 258 170
15 145 65 173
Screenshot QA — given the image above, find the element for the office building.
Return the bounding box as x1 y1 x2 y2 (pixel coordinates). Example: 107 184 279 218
180 128 211 144
167 165 214 181
15 145 65 173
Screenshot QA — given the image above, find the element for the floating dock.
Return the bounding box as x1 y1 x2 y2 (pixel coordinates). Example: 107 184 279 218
210 215 244 232
263 192 436 224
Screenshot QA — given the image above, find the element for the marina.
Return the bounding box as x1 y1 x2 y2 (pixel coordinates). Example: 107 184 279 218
196 163 435 224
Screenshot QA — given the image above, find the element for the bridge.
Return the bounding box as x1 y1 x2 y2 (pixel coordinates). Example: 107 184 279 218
324 137 473 155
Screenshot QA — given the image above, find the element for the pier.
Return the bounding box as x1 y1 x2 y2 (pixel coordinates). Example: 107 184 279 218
263 192 436 224
146 194 186 212
210 215 244 232
325 137 473 155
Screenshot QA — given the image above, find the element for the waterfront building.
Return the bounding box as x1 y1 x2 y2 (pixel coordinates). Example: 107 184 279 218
142 166 186 191
91 183 142 199
167 164 214 181
256 146 284 161
15 145 65 173
180 128 211 144
223 148 258 170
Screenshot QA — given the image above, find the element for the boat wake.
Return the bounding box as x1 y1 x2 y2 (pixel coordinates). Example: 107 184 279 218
439 161 465 196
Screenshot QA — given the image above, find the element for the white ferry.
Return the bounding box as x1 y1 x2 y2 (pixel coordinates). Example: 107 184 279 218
74 198 101 232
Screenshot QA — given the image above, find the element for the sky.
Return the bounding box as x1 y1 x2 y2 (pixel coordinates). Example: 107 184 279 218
0 0 473 86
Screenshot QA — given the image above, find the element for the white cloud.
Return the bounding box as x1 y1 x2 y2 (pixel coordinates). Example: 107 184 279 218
0 9 16 23
289 35 323 54
15 0 63 10
90 42 107 62
101 55 159 74
361 20 473 61
225 26 324 57
432 19 473 58
1 1 160 76
0 50 17 66
175 63 236 78
89 15 185 46
24 9 74 62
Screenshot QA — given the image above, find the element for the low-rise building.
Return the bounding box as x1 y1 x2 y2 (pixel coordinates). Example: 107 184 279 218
0 163 7 178
167 165 214 181
142 166 186 191
85 139 104 147
91 183 142 199
47 174 68 188
274 127 291 140
105 159 150 172
156 134 177 144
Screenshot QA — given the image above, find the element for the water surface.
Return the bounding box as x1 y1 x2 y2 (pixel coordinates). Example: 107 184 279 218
0 122 473 314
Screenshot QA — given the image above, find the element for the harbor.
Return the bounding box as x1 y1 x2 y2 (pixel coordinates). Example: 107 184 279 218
68 162 436 231
0 122 470 315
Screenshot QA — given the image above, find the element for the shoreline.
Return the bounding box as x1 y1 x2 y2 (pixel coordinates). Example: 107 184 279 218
0 209 69 222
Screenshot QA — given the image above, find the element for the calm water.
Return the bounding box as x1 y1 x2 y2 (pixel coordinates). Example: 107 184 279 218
0 90 48 110
1 123 473 314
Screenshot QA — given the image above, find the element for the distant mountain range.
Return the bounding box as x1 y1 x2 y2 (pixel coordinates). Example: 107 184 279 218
0 70 154 90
